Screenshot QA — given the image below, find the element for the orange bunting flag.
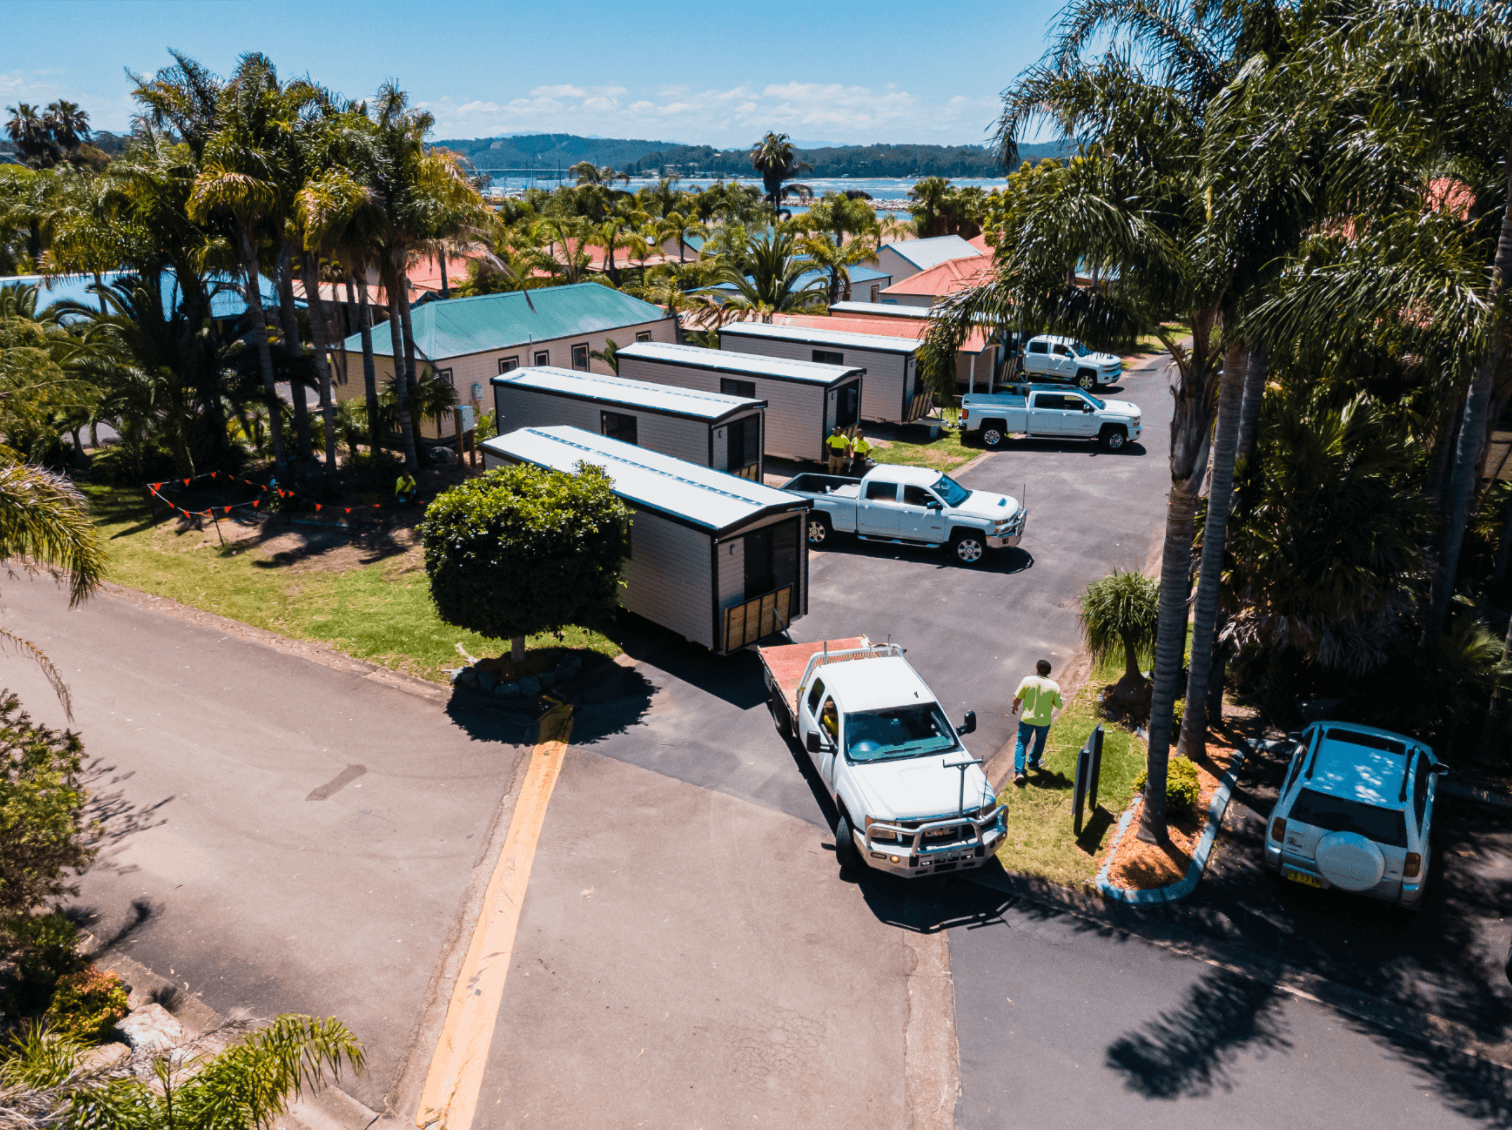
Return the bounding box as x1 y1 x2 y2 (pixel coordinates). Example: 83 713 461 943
183 478 190 486
344 507 352 514
373 502 380 508
151 483 162 491
223 506 232 514
252 500 260 508
314 503 322 511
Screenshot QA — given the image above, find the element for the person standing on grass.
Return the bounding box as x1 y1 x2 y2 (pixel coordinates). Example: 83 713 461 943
1012 659 1063 785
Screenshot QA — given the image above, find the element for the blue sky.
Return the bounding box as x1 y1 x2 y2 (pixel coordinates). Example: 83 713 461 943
3 0 1065 147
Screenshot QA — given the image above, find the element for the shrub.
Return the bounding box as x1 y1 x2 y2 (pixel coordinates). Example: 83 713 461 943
1134 756 1201 817
3 911 85 1013
43 967 129 1042
419 462 630 659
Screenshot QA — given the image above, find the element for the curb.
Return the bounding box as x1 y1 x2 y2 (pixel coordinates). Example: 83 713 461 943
1095 742 1249 904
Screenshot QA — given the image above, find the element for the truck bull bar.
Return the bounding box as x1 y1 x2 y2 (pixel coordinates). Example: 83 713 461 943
864 804 1006 862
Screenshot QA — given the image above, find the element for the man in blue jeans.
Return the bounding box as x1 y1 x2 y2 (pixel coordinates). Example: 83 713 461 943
1013 659 1063 785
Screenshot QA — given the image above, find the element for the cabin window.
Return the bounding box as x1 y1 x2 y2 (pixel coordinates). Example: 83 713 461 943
600 411 638 445
835 383 860 428
571 343 590 371
434 367 454 387
742 519 799 600
721 378 757 399
498 356 520 373
869 285 879 301
534 350 550 366
813 349 845 366
727 414 759 471
636 331 652 342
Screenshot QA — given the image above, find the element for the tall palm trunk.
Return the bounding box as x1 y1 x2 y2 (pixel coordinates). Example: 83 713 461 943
357 277 381 457
276 246 313 464
240 231 286 473
384 259 420 472
397 270 423 443
300 250 338 477
439 253 449 300
1434 144 1512 628
1139 312 1220 844
1178 342 1247 761
1235 347 1266 464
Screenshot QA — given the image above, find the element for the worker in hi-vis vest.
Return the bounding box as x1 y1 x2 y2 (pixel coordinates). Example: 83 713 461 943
825 426 852 474
848 429 874 474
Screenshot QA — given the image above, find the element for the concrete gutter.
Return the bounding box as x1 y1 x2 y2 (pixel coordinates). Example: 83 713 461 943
1095 741 1250 904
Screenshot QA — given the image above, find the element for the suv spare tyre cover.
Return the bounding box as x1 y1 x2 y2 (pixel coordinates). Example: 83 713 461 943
1315 831 1386 891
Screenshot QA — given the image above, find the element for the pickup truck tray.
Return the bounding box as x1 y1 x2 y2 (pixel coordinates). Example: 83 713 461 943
757 636 873 728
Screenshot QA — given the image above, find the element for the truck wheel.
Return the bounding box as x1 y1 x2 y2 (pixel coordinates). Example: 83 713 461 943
768 687 792 739
981 422 1007 449
807 513 832 546
1100 426 1128 452
1077 369 1097 390
951 531 987 565
835 813 862 869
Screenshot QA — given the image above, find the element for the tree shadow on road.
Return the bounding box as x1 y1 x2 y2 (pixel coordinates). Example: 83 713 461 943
81 758 174 878
1104 966 1291 1099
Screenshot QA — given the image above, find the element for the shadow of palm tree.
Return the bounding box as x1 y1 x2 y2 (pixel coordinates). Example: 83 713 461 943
1106 966 1291 1098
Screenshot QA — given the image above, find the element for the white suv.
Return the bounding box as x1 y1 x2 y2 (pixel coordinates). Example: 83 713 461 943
1264 722 1447 908
1020 335 1123 389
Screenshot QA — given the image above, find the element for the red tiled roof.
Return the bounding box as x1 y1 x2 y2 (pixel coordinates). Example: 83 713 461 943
879 254 993 299
759 312 991 353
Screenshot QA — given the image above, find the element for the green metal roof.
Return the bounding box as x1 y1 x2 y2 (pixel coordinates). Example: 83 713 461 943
339 282 666 361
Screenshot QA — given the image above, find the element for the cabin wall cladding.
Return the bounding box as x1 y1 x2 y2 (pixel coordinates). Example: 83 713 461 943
495 386 713 465
715 509 807 614
718 331 912 423
623 509 714 648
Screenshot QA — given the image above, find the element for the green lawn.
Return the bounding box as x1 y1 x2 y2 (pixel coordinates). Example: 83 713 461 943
85 485 619 683
864 422 980 472
993 657 1148 890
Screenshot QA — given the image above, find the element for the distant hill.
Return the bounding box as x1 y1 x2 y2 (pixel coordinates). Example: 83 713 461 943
431 134 1074 180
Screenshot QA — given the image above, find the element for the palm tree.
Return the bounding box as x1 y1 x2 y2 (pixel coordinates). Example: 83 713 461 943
707 228 827 324
1078 570 1160 702
654 210 707 263
185 60 293 474
750 132 810 209
0 461 105 717
570 161 630 188
0 1014 362 1129
43 100 89 153
4 103 57 169
797 230 879 306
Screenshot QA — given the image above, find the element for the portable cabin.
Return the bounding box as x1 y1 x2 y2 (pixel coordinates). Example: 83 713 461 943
492 366 768 480
715 321 929 424
615 341 863 464
481 426 810 654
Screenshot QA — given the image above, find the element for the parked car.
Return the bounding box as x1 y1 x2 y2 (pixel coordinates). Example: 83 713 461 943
780 464 1027 564
959 383 1142 451
1020 335 1123 388
759 637 1005 876
1263 722 1447 908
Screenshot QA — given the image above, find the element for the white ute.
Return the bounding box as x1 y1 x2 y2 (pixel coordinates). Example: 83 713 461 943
960 383 1142 452
1020 334 1123 388
759 638 1006 876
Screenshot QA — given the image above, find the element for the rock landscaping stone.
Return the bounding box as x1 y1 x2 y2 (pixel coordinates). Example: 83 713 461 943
476 667 498 694
493 682 517 697
451 667 478 690
518 676 541 697
115 1003 183 1054
537 671 557 688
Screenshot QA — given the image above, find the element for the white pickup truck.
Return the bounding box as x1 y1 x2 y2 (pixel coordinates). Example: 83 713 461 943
780 465 1026 565
760 637 1006 877
1020 334 1123 389
959 383 1142 452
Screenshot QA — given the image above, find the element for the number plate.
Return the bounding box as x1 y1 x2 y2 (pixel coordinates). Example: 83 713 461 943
1284 867 1323 889
927 851 966 866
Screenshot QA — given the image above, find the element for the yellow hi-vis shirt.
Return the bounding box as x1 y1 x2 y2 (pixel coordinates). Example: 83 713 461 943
1014 675 1063 726
852 436 873 457
826 432 850 452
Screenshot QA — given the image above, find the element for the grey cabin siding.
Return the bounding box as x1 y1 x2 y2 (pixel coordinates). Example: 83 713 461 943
623 509 714 647
717 329 914 424
618 354 843 462
493 385 707 466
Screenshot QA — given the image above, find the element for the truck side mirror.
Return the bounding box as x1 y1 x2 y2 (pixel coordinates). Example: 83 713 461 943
926 499 942 510
1082 403 1095 412
1285 731 1303 746
958 710 976 735
1431 763 1450 776
806 732 823 754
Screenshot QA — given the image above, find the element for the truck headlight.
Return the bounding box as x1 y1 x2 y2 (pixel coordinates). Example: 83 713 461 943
865 816 896 843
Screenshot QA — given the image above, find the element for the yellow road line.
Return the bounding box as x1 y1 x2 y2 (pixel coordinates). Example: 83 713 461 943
416 703 573 1130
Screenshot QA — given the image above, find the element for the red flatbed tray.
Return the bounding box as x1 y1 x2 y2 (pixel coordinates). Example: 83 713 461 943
757 637 872 717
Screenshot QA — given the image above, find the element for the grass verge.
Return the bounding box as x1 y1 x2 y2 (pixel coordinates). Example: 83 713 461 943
85 485 620 684
865 422 979 472
994 657 1148 890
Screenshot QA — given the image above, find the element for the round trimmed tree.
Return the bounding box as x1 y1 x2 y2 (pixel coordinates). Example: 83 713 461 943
420 462 631 663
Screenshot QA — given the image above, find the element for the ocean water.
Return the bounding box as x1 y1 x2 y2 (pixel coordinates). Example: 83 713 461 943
487 174 1011 202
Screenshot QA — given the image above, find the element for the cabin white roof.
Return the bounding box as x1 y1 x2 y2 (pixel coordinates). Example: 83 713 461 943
719 320 923 357
883 235 985 272
829 301 932 320
616 340 863 385
482 425 804 535
493 366 763 421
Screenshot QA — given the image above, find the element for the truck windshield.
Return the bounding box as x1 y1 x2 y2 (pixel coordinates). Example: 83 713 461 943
1080 392 1106 410
1072 341 1090 355
934 475 971 506
845 705 958 762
